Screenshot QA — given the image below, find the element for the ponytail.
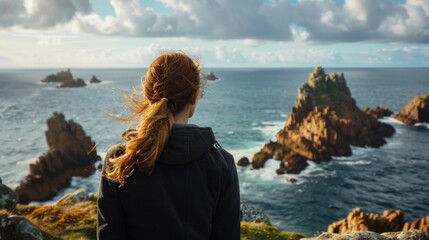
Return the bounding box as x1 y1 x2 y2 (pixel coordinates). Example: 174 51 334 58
105 99 174 186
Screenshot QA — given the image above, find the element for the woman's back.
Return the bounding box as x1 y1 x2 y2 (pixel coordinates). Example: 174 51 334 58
98 124 240 240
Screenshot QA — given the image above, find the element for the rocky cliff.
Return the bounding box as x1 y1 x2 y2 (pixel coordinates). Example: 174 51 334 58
328 208 429 234
14 113 100 204
395 95 429 125
253 67 395 174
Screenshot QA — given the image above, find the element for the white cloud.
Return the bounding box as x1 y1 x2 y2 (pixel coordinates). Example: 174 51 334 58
1 0 429 43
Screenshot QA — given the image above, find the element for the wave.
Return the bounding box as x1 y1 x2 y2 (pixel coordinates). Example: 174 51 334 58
251 120 284 140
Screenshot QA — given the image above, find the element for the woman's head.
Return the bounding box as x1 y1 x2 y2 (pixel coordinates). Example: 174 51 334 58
105 52 202 186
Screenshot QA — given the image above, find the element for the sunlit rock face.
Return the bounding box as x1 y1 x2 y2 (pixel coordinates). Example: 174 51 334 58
253 67 395 174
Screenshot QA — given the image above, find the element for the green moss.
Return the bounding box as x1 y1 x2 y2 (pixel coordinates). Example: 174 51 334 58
241 222 305 240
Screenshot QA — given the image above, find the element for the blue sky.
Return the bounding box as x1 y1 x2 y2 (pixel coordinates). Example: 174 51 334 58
0 0 428 68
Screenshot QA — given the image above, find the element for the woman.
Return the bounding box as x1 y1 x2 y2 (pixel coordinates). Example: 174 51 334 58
97 52 240 240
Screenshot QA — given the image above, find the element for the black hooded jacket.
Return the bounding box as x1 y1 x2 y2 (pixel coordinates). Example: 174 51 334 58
97 124 240 240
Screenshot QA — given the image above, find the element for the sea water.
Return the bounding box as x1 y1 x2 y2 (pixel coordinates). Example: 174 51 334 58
1 67 428 236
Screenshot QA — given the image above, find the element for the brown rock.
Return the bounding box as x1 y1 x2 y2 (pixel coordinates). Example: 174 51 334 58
364 106 393 119
395 95 429 125
328 208 429 234
237 157 250 167
205 71 218 81
253 67 395 174
15 113 100 204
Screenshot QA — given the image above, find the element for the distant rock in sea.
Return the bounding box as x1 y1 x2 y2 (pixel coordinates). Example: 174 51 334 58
395 95 429 125
59 77 86 88
237 156 250 166
41 69 87 88
14 112 101 204
364 106 393 119
89 75 102 83
252 67 395 174
41 69 74 83
205 71 218 81
327 207 429 234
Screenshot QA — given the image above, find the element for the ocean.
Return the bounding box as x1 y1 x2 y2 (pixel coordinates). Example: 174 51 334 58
0 67 428 236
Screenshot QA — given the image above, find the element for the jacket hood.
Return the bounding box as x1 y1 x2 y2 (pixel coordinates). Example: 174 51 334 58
157 124 216 165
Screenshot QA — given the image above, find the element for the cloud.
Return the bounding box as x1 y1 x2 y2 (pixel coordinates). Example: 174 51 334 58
1 0 428 43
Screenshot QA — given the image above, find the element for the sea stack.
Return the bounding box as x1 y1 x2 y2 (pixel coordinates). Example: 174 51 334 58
252 67 395 174
205 71 218 81
394 95 429 125
15 112 101 204
90 75 102 83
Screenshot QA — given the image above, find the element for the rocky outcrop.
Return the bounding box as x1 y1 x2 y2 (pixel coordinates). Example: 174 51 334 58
205 71 218 81
303 230 428 240
395 95 429 125
89 75 102 83
364 106 393 119
41 69 73 83
328 208 429 234
237 157 250 166
41 69 87 88
58 77 86 88
14 113 100 204
252 67 395 174
0 177 18 211
0 211 44 240
240 202 271 225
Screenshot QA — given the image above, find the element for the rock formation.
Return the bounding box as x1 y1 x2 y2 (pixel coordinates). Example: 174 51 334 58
304 230 428 240
41 69 87 88
89 75 102 83
237 157 250 166
395 95 429 125
14 113 100 204
0 177 18 211
328 208 429 234
253 67 395 174
364 106 393 119
59 77 86 88
41 69 74 83
205 71 218 81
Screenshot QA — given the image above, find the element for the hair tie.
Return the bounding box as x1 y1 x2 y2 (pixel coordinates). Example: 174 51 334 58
161 98 169 102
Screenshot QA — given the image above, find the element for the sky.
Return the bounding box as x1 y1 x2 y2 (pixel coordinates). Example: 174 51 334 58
0 0 428 68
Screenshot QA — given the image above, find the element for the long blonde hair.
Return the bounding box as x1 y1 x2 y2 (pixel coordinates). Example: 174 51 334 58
105 52 202 186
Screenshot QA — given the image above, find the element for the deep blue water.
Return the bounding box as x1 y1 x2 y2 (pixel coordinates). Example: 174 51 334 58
0 68 428 236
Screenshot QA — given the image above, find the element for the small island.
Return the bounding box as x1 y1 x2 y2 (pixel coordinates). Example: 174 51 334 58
394 95 429 125
41 69 103 88
205 71 218 81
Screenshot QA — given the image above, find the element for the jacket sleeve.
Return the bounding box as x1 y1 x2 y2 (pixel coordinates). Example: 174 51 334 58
97 146 127 240
211 150 241 240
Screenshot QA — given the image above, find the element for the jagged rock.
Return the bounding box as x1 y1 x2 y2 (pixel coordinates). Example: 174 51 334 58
253 67 395 174
364 106 393 119
58 77 86 88
0 178 18 211
56 188 89 205
395 95 429 125
41 69 73 83
403 216 429 233
382 230 429 240
240 202 271 225
304 230 429 240
89 75 102 83
15 113 100 204
328 208 429 235
205 71 218 81
0 211 44 240
237 157 250 166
